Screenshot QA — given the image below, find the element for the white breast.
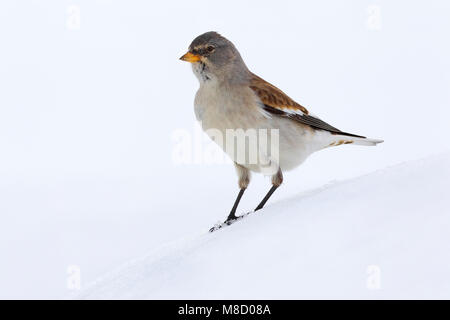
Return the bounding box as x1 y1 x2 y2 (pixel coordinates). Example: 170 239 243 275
193 82 332 174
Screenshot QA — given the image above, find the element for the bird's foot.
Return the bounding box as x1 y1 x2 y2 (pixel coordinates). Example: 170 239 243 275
209 211 253 233
225 214 239 224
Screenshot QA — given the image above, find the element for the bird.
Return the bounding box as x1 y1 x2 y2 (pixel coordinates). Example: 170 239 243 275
180 31 383 229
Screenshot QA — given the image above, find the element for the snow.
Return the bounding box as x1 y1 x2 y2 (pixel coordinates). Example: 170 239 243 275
77 153 450 299
1 1 450 299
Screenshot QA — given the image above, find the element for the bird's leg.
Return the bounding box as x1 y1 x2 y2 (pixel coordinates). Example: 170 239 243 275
255 168 283 211
226 188 246 221
254 185 278 211
225 163 251 222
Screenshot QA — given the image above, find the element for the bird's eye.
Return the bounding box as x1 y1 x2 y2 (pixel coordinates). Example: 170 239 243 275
206 46 215 53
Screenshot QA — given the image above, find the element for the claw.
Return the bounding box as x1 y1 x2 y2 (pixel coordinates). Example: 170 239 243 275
209 221 224 233
208 211 254 233
225 217 237 225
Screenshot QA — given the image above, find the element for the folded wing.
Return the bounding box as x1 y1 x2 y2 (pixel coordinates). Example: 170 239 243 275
249 73 366 139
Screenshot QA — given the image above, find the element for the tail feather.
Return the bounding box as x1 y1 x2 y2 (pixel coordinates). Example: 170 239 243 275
328 135 384 147
351 137 384 146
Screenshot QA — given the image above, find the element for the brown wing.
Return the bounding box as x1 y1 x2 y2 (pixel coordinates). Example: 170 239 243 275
249 73 365 138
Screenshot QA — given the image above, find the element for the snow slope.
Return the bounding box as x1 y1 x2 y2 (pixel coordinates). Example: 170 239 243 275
78 153 450 299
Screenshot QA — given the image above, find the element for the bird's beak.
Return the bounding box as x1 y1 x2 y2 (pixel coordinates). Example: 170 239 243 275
179 52 201 63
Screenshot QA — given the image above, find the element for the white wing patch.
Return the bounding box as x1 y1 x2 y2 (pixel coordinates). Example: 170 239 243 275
278 107 306 116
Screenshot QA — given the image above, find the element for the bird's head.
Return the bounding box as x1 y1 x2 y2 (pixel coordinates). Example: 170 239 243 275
180 32 248 83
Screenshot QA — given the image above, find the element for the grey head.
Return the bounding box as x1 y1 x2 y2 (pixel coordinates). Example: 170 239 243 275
180 32 250 84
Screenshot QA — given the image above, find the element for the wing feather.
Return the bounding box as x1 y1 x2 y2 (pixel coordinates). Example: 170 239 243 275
249 73 365 138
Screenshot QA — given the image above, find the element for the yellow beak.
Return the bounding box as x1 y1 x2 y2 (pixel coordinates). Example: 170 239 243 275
179 52 201 63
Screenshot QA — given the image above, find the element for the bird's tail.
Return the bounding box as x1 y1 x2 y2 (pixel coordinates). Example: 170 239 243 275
328 135 384 147
352 137 384 146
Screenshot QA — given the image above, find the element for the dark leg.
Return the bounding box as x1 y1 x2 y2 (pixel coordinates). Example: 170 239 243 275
226 188 246 221
254 167 283 212
255 185 278 211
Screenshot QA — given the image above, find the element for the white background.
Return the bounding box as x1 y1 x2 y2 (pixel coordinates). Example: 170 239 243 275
0 0 449 298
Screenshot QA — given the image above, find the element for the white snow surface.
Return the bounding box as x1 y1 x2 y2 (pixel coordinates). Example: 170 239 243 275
78 153 450 299
2 0 450 299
